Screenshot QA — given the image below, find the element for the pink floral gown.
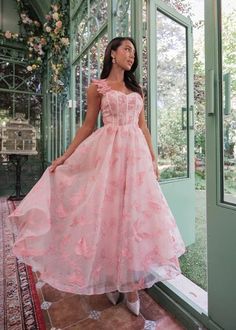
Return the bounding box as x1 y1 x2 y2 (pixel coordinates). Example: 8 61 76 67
8 79 186 295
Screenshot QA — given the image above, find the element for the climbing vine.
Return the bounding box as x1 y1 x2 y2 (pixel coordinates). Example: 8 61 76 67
0 0 70 93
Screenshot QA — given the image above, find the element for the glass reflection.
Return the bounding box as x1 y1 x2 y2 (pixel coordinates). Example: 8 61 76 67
156 10 188 180
222 0 236 203
76 0 108 54
75 34 108 128
115 0 131 36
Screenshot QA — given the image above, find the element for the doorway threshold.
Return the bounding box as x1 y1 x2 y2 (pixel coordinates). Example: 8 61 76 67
146 275 211 329
166 274 208 313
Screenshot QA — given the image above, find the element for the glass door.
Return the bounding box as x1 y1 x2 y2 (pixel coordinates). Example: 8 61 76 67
205 0 236 328
148 0 195 246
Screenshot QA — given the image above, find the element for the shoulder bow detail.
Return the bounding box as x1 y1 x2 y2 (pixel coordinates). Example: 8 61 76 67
91 79 111 95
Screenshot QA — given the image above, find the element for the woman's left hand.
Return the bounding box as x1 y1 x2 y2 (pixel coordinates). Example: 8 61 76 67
152 160 160 181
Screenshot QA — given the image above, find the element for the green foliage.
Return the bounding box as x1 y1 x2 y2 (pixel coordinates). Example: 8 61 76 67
161 167 186 179
179 190 207 290
224 167 236 194
194 8 236 159
43 1 70 93
0 0 70 94
195 171 206 190
156 4 190 167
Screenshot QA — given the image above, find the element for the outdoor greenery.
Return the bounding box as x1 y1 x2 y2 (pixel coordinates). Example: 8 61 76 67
158 0 235 197
179 190 207 290
162 0 235 291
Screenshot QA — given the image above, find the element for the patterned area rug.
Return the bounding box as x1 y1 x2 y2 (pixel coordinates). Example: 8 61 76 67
0 198 46 330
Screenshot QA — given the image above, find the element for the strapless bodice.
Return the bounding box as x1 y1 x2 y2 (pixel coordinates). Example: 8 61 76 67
92 79 143 126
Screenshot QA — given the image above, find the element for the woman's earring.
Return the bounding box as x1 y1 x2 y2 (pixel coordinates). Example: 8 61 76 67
112 57 116 64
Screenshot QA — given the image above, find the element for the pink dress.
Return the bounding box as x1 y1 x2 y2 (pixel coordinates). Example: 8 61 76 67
8 79 186 295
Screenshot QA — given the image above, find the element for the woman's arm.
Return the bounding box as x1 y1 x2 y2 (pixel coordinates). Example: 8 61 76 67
50 83 101 172
138 106 160 180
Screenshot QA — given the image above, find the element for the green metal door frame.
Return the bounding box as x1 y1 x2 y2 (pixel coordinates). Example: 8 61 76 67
143 1 236 329
205 0 236 328
148 0 195 245
145 1 213 328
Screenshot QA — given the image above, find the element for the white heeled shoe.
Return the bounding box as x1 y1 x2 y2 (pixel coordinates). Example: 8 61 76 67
123 292 140 316
106 291 120 305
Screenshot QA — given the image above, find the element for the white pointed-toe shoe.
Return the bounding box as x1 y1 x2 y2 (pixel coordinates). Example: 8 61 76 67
123 292 140 316
106 291 120 305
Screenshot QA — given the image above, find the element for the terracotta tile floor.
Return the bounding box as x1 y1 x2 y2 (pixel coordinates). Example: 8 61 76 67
34 272 187 329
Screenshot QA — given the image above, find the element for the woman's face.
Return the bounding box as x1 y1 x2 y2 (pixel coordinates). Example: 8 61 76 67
111 39 136 71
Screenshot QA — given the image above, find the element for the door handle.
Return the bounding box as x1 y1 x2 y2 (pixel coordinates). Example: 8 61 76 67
182 107 187 130
206 69 214 115
182 106 194 130
223 72 231 115
189 105 194 129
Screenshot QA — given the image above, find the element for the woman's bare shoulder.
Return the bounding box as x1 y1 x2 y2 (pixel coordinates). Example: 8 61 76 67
87 81 101 97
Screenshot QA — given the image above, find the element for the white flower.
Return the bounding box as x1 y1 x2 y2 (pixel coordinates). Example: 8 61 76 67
52 12 59 20
52 4 59 12
38 49 44 56
45 26 52 33
27 65 33 71
34 20 40 27
5 31 12 39
20 13 32 25
61 37 69 46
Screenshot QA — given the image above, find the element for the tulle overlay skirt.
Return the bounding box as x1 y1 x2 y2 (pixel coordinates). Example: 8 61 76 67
8 123 186 295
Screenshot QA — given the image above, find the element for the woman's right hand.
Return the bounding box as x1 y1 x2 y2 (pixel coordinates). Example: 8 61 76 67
49 156 66 173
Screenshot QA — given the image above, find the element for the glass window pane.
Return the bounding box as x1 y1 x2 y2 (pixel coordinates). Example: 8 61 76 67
161 0 193 16
142 0 148 121
90 0 108 27
76 1 88 54
221 0 236 204
90 41 99 79
75 53 88 128
156 10 188 180
115 0 131 36
76 0 108 54
75 34 108 129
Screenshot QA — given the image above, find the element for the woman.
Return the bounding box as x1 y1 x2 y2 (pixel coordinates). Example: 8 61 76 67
8 37 186 317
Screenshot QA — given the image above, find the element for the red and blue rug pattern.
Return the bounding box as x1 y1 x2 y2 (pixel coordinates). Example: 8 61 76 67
0 198 46 330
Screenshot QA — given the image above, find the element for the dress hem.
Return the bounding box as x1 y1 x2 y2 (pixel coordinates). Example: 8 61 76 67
15 256 183 296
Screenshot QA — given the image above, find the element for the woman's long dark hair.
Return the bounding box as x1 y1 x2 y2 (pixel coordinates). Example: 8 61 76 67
100 37 142 97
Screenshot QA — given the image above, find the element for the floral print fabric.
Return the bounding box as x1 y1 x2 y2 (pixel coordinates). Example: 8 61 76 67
8 79 186 295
